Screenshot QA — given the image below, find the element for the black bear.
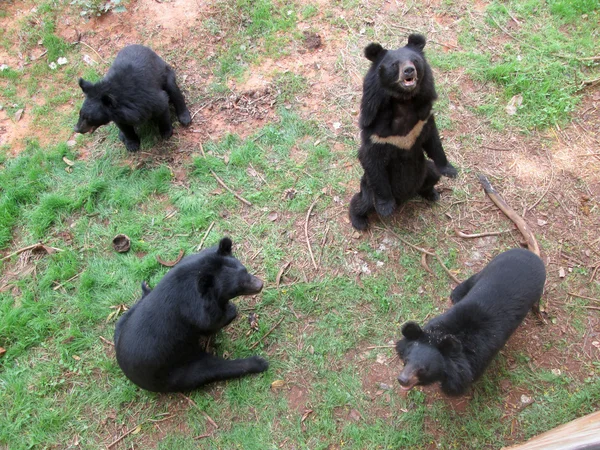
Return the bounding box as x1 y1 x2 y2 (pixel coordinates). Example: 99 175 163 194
114 237 269 392
349 34 457 230
74 44 191 152
396 248 545 396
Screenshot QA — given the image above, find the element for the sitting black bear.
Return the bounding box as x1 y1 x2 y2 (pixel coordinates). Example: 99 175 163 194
74 44 191 151
114 237 268 392
396 248 546 396
349 34 457 230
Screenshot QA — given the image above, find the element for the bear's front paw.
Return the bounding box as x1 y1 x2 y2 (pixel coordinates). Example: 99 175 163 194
420 188 440 202
160 127 174 140
247 356 269 373
124 139 141 152
178 110 192 127
438 163 458 178
375 198 396 217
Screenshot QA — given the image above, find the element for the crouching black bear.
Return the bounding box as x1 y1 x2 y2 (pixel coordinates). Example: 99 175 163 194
114 237 268 392
349 34 457 230
396 248 545 396
74 44 191 152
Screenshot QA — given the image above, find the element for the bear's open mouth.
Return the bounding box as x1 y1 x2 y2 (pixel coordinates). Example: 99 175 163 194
88 126 97 134
401 77 417 88
398 377 419 391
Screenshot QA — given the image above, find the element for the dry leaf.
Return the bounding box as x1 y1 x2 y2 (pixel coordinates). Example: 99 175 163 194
131 425 142 435
268 212 278 222
72 355 81 361
270 380 286 390
506 94 523 115
63 157 75 166
558 267 566 278
301 409 313 423
15 108 24 122
0 347 6 357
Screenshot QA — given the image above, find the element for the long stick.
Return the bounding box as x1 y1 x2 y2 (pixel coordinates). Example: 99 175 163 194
454 228 508 239
478 174 540 256
305 196 321 270
1 243 63 261
379 226 461 284
196 222 215 251
250 316 285 350
199 143 252 206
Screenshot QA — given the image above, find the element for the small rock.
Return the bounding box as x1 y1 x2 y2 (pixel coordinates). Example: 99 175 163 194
66 140 77 147
49 62 57 70
537 219 547 226
376 353 386 364
332 122 341 130
57 57 68 65
558 267 566 278
520 394 532 404
551 369 561 376
379 382 391 391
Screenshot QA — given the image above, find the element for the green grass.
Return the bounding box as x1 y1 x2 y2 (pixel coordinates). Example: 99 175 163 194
1 0 600 448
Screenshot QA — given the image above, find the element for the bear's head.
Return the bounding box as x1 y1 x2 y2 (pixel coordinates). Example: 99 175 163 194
395 321 462 391
74 78 114 134
365 34 429 99
196 237 264 303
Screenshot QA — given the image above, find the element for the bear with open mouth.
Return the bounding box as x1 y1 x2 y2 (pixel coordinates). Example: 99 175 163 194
349 34 457 230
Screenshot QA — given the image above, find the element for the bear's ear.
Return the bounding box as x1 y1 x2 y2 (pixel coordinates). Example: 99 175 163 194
438 335 462 356
101 94 117 108
79 78 94 93
407 34 426 52
217 237 233 256
364 43 386 62
401 321 424 340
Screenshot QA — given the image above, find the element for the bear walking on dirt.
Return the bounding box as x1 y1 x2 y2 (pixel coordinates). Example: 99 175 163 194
114 237 269 392
74 44 191 152
395 248 546 396
349 34 457 230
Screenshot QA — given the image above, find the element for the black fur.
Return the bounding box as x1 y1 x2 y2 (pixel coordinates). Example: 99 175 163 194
396 248 546 396
349 34 457 230
114 237 268 392
74 45 191 152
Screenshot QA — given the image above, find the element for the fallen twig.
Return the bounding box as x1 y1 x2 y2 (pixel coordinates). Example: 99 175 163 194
366 344 396 349
73 40 107 64
378 226 461 284
99 336 114 347
196 221 215 251
305 195 321 271
107 424 141 449
568 292 600 304
478 174 540 256
420 252 434 275
156 249 185 267
250 316 285 350
2 242 63 261
178 393 219 429
194 433 212 440
276 261 292 288
52 272 81 291
454 228 509 239
199 143 252 206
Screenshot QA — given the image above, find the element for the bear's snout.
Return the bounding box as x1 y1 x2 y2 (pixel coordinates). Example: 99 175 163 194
398 62 417 88
397 367 419 391
243 274 263 295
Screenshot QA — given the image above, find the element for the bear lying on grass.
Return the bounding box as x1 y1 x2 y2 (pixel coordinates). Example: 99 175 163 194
114 237 268 392
396 248 545 396
74 44 191 152
349 34 457 230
